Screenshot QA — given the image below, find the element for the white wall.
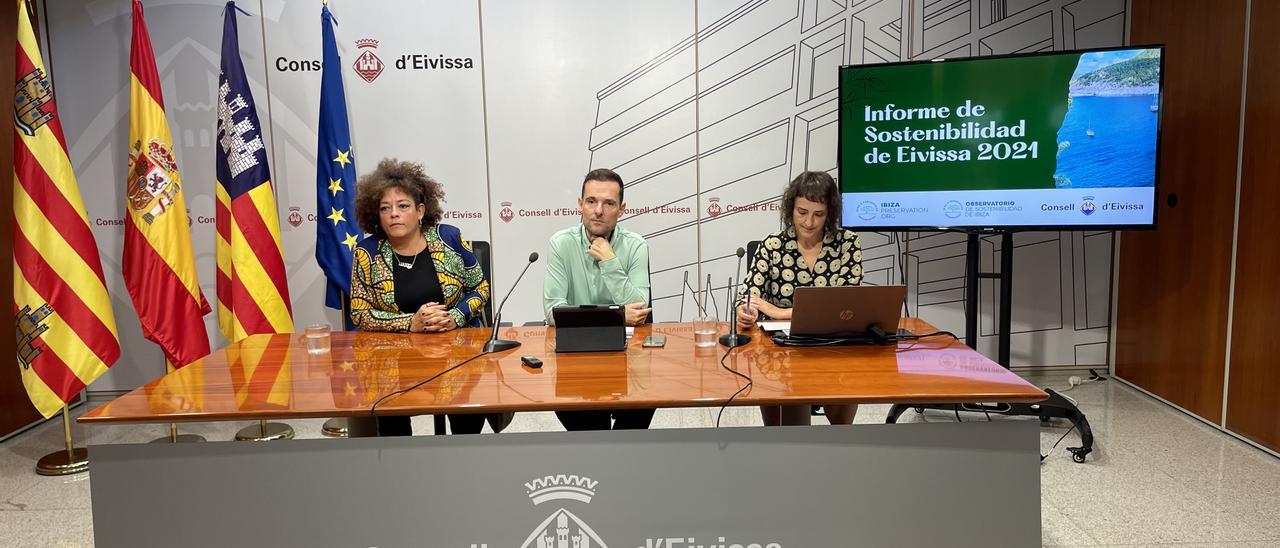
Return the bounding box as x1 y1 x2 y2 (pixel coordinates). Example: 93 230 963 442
44 0 1127 392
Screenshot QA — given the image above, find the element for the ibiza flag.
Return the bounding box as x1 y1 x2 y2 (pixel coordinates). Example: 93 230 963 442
227 335 293 412
315 3 362 310
13 0 121 417
215 1 294 341
125 0 211 368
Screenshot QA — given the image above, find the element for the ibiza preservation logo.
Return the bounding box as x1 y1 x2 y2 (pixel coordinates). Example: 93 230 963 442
520 474 607 548
353 38 385 82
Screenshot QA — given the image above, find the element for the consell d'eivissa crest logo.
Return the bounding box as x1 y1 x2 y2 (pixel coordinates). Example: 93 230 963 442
1081 196 1096 216
460 475 785 548
521 474 607 548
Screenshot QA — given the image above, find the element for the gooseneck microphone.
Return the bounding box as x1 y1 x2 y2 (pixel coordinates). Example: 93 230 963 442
678 270 689 321
715 247 754 427
719 247 752 348
483 251 539 352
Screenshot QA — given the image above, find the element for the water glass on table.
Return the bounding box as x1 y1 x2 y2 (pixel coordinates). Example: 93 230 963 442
304 324 331 354
693 315 719 348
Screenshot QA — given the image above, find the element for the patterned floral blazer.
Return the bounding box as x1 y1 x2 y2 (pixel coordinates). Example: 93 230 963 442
349 224 490 331
740 226 863 311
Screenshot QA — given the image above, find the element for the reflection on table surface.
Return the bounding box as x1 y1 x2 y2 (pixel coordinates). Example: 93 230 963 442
81 318 1047 424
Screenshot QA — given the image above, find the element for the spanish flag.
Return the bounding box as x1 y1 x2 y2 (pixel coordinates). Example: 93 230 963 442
13 0 121 418
125 0 211 368
215 2 293 341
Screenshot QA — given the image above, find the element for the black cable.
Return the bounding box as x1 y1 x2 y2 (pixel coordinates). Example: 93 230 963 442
775 330 959 348
1041 418 1081 462
953 404 962 423
714 345 753 428
684 278 706 317
370 349 491 417
894 330 960 342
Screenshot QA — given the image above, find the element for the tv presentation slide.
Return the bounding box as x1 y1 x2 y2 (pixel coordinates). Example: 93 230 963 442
839 48 1161 228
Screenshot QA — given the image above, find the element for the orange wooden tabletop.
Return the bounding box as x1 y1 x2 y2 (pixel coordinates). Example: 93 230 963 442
79 318 1047 424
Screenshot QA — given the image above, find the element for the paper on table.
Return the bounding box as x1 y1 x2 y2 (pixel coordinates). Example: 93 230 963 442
626 326 635 338
757 321 791 332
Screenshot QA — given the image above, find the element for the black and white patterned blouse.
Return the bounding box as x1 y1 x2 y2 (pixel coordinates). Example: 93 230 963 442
740 227 863 311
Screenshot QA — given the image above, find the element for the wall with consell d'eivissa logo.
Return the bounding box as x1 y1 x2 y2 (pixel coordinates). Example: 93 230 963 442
45 0 1127 391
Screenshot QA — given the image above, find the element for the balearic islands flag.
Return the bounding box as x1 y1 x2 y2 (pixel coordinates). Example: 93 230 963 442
315 3 363 313
13 0 121 417
215 1 294 341
124 0 211 368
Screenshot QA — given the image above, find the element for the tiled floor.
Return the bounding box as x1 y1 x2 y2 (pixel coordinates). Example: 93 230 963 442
0 374 1277 547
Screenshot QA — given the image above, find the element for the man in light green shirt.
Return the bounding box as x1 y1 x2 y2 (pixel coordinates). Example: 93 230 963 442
542 168 654 431
543 169 652 326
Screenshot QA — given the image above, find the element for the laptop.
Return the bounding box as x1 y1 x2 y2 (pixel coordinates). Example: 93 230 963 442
552 305 627 353
788 285 906 340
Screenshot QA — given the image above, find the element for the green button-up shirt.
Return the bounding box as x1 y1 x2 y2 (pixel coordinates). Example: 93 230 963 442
543 223 650 324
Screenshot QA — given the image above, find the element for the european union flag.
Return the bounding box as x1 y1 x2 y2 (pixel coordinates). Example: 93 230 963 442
315 4 362 310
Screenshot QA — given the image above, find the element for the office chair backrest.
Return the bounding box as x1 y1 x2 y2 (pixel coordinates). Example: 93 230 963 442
646 256 654 324
746 240 762 268
471 240 494 327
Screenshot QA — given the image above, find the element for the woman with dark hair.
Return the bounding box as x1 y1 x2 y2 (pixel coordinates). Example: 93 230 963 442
348 158 507 435
734 171 864 426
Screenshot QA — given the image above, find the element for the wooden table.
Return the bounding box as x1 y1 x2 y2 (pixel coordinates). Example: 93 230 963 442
79 319 1047 425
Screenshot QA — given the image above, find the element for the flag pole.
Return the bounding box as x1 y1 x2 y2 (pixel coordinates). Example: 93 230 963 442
235 419 293 441
322 292 351 437
149 357 206 443
35 405 89 476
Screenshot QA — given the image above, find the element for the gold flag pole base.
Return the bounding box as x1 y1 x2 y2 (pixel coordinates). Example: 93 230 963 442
36 405 88 476
235 420 294 441
150 423 206 444
36 447 89 476
320 418 349 437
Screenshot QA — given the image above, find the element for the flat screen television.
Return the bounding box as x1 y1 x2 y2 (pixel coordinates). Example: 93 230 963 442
838 45 1164 230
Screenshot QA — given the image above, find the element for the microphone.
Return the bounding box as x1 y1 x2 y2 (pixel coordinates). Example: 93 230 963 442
705 273 719 319
678 270 689 322
715 248 754 426
483 252 539 352
719 247 752 348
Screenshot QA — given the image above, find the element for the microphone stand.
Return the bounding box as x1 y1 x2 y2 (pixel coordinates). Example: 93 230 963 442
483 253 538 353
678 270 689 322
719 250 752 348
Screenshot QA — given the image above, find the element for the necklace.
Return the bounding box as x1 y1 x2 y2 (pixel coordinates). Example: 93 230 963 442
395 251 419 270
391 238 426 269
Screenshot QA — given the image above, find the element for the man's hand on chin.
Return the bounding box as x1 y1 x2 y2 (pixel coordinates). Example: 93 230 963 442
587 236 616 262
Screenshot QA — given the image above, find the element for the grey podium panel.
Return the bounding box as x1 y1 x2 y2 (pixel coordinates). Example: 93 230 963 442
90 422 1038 547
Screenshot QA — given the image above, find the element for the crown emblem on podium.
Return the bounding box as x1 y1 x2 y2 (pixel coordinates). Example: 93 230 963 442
355 38 379 49
525 475 598 505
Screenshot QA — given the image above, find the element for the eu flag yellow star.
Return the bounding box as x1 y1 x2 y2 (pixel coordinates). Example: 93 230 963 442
344 382 357 397
342 232 359 250
339 361 354 372
326 207 346 225
328 177 343 196
333 148 352 168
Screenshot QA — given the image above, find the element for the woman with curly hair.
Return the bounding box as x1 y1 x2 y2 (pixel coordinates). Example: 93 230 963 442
734 171 864 427
348 158 505 435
